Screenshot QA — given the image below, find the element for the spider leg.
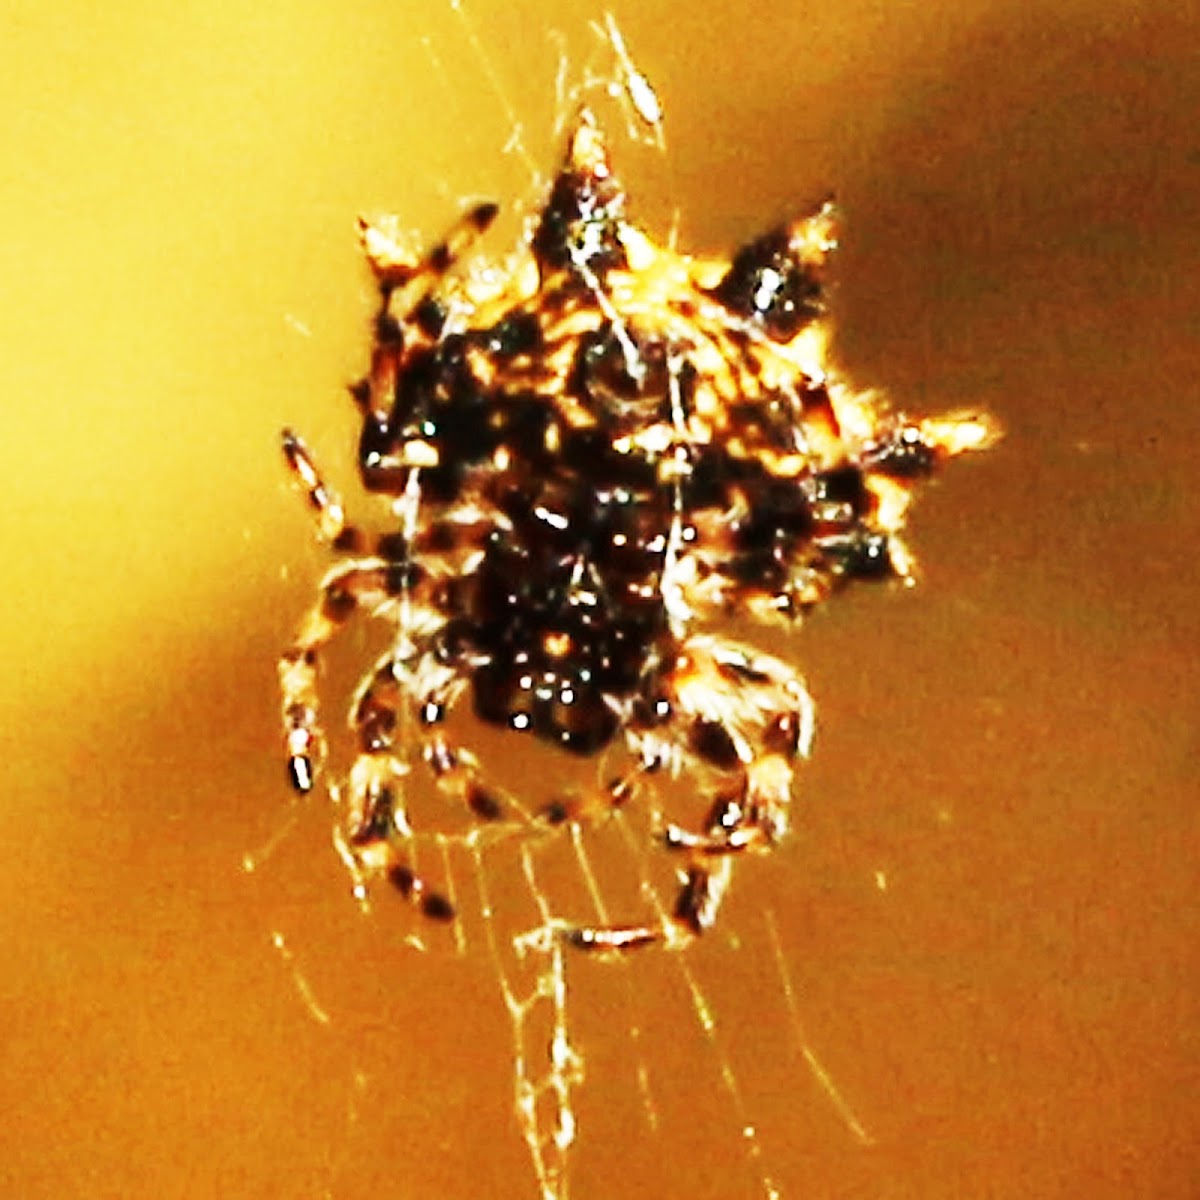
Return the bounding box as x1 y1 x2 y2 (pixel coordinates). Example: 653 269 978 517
661 637 813 853
337 535 509 916
411 653 540 828
278 558 405 794
338 651 457 921
281 429 368 548
535 760 649 826
660 636 813 935
360 200 500 306
280 433 489 794
564 635 813 953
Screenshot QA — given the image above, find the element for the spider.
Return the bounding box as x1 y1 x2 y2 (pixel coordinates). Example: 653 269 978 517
278 110 996 952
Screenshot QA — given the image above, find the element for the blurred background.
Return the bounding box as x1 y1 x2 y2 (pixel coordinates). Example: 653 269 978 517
1 0 1196 1197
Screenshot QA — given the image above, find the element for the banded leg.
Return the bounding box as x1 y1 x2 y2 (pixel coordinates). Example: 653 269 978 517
564 636 814 952
662 636 812 937
279 560 402 794
360 200 500 307
282 429 360 549
338 653 461 921
279 440 459 794
409 653 538 828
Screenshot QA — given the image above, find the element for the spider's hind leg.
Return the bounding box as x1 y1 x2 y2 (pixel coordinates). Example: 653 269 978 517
278 430 379 791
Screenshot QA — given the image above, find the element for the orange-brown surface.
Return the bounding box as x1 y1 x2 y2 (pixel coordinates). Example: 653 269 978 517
1 2 1196 1198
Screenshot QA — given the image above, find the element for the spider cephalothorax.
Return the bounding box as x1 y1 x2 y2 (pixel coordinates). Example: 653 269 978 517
279 110 996 947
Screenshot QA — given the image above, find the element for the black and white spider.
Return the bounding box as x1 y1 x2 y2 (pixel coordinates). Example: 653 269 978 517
278 110 996 951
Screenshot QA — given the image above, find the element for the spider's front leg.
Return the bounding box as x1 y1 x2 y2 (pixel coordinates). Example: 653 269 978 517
283 429 357 547
279 559 403 794
278 430 408 794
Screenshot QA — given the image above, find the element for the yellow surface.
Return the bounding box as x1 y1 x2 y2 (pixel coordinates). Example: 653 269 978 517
1 2 1197 1198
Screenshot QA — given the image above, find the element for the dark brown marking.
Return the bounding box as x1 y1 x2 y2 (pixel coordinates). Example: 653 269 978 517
332 527 364 554
764 712 801 757
287 756 313 794
384 562 419 596
421 893 456 922
467 783 504 822
375 311 404 347
468 200 500 231
376 531 409 560
321 585 357 623
413 297 447 339
387 864 417 897
421 522 459 554
690 718 741 771
541 800 570 825
673 867 711 935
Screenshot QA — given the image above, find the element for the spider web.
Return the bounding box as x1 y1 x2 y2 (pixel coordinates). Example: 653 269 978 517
248 9 873 1198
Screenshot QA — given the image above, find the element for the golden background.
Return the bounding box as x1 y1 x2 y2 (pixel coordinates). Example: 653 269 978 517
1 1 1196 1197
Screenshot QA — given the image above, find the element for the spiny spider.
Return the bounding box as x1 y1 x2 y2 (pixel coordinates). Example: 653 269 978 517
278 110 996 951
